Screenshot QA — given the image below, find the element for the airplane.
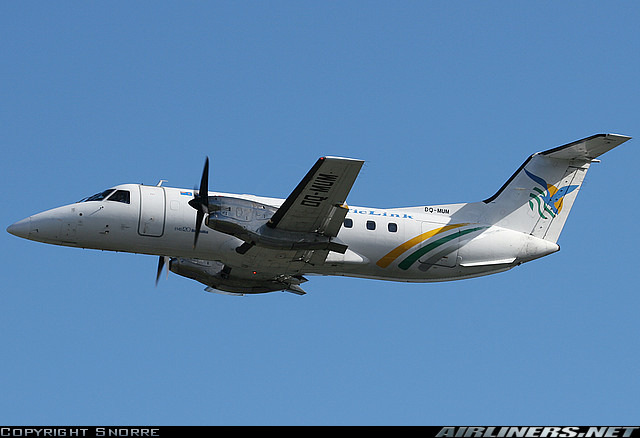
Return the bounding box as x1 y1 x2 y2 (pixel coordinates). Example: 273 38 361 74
6 133 631 296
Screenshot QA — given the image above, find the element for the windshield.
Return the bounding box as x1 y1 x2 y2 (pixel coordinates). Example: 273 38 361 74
79 189 131 204
107 190 130 204
79 189 115 203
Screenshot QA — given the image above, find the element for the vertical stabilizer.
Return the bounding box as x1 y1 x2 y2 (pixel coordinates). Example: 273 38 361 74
481 134 630 243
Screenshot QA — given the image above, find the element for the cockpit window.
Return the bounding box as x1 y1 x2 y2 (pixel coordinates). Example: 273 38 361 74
80 189 115 202
107 190 130 204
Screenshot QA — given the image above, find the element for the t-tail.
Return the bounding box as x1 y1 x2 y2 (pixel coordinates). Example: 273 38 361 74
480 133 631 243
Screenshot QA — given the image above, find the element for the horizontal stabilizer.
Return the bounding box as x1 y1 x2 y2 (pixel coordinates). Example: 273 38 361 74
540 133 630 161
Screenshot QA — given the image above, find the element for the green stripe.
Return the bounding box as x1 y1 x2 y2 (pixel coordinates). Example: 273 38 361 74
398 227 487 270
530 194 547 219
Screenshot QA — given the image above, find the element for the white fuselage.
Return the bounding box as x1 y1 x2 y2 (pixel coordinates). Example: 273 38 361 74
8 134 630 294
8 183 559 285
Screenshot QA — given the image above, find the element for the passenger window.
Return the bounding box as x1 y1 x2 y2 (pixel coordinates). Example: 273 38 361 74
388 222 398 232
343 218 353 228
366 220 376 230
107 190 130 204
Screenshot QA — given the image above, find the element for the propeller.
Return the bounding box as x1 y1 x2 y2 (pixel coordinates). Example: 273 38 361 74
155 255 170 286
188 157 210 249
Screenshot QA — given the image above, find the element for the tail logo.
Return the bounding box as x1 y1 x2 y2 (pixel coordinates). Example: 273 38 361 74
525 169 578 219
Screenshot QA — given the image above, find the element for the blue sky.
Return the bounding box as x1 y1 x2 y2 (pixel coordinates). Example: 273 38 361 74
1 1 639 426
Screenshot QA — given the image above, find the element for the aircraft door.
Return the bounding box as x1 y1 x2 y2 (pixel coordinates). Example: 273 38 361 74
138 186 166 237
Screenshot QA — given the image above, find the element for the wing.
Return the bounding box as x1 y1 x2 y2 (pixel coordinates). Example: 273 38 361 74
267 156 364 237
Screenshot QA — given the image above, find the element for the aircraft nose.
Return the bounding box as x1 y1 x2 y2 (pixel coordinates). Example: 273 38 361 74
7 217 32 239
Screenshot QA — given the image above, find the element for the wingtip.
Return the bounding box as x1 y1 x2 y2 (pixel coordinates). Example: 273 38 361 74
605 133 632 141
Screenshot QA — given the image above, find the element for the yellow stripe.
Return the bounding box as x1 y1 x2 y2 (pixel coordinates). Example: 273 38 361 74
376 223 468 268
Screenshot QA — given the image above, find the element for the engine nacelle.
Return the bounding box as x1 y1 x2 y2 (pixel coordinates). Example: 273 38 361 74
205 196 347 254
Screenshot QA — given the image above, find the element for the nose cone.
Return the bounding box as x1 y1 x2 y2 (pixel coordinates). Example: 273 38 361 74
7 217 32 239
7 210 65 244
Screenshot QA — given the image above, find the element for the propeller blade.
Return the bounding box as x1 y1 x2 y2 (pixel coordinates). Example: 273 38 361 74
155 256 169 286
194 210 204 248
199 157 209 204
188 157 210 249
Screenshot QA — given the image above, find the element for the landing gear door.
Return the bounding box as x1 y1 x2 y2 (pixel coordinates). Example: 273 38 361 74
138 186 166 237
